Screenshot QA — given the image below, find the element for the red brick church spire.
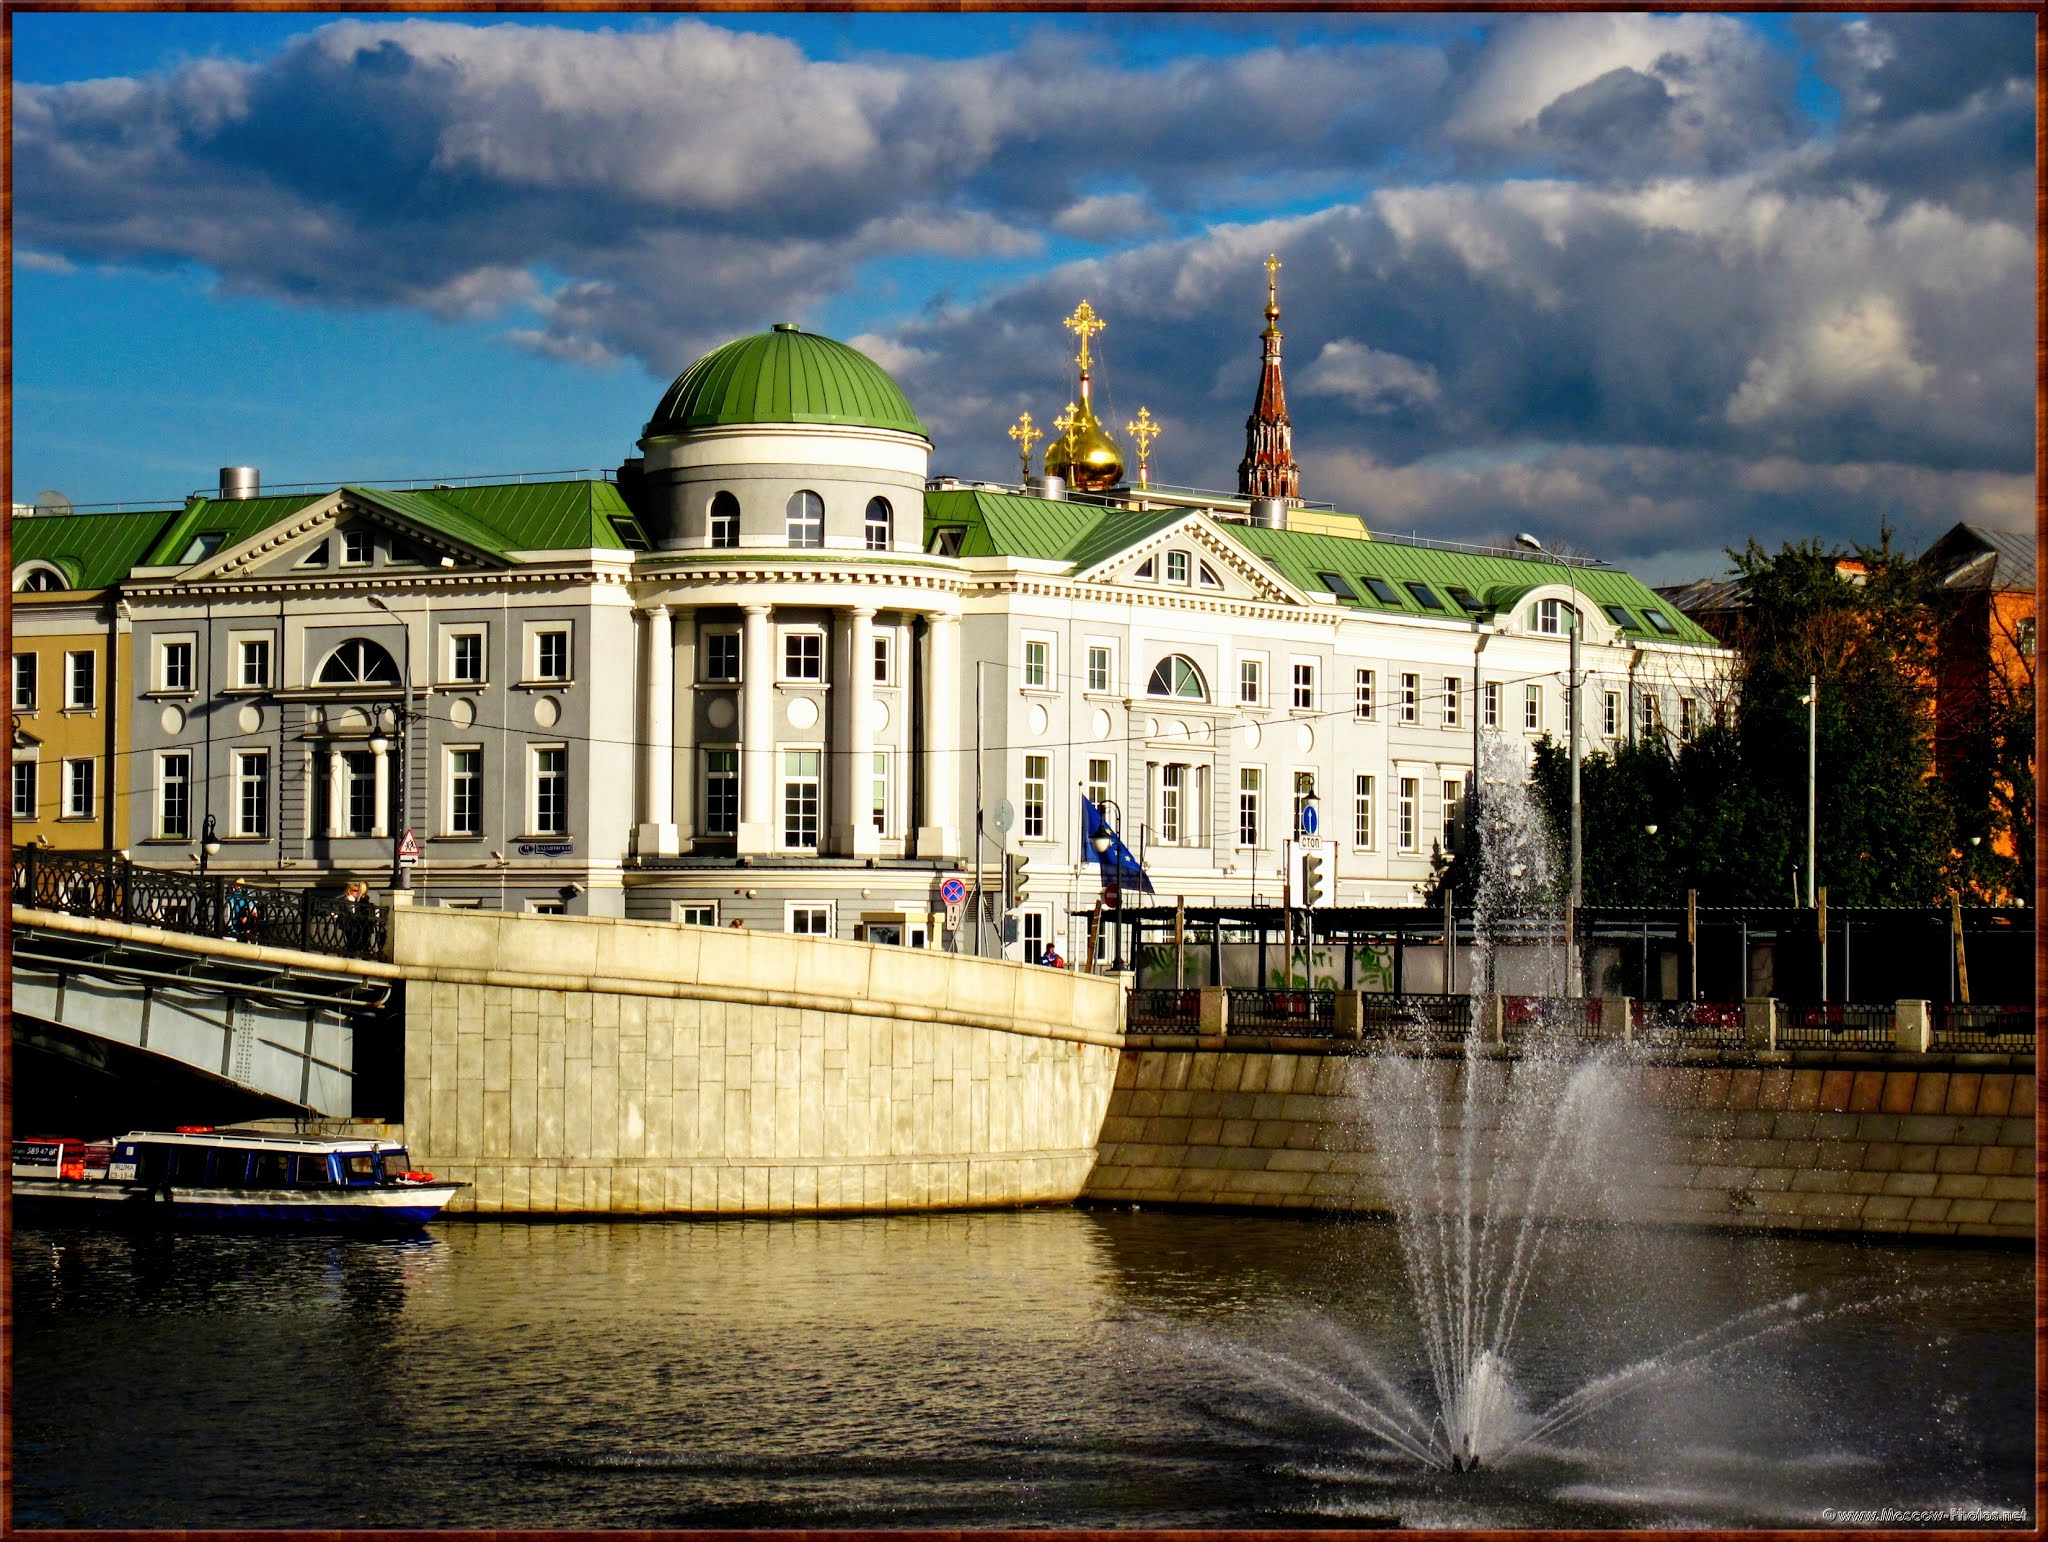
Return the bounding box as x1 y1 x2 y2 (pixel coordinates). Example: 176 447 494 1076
1237 253 1300 501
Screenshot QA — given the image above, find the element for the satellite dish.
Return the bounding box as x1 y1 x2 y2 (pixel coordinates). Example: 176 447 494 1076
32 489 72 516
992 799 1015 834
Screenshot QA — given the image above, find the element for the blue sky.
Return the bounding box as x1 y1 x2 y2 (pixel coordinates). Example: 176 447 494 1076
13 10 2035 581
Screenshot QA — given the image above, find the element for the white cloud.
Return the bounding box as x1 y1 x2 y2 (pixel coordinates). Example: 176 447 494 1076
1724 294 1932 425
1299 339 1441 414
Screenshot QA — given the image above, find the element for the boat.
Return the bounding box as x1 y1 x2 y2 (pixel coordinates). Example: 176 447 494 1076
12 1127 467 1230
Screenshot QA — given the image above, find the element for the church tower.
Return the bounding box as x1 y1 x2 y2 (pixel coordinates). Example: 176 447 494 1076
1236 254 1300 510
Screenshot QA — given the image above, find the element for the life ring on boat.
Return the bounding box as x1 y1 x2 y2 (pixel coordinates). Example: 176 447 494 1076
400 1171 436 1184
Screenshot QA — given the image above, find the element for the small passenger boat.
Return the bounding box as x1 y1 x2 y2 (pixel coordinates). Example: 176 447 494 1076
12 1128 467 1230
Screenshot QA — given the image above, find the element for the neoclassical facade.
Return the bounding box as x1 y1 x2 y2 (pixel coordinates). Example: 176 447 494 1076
13 302 1730 961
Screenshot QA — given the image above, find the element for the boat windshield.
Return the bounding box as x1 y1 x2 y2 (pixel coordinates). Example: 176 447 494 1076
342 1153 380 1186
381 1150 412 1180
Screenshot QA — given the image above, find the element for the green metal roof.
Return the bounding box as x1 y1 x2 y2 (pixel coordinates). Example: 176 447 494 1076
352 481 638 553
142 494 327 568
923 489 1182 565
645 325 927 439
12 508 184 590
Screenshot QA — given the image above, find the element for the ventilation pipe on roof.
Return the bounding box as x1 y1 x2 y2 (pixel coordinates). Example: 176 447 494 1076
219 467 260 501
1028 474 1067 502
1249 496 1286 529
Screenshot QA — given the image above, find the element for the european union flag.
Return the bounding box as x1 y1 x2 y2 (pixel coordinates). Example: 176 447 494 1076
1080 796 1155 895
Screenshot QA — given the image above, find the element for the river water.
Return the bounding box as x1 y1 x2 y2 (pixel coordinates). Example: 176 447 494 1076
12 1210 2032 1530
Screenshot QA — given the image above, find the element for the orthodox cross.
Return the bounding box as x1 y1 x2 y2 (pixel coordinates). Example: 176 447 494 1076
1125 406 1161 488
1265 253 1282 304
1007 412 1043 479
1063 300 1106 372
1052 402 1079 455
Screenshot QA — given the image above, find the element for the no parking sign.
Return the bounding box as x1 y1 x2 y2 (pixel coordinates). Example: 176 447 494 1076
940 875 968 931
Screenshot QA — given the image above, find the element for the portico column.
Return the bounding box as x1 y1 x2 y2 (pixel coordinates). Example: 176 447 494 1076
736 603 776 854
635 604 681 857
328 748 348 838
371 742 390 838
917 610 962 859
839 606 880 857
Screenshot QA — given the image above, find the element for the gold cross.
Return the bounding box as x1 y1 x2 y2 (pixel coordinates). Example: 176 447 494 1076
1063 300 1106 372
1052 402 1079 455
1007 411 1043 476
1265 253 1282 298
1125 406 1161 487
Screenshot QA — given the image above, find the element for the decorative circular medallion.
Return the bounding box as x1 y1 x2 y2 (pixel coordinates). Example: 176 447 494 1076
533 696 561 729
159 705 185 735
1296 723 1315 754
706 695 736 730
1145 717 1160 738
237 704 262 735
867 697 889 733
1029 702 1049 737
1242 721 1262 750
1091 708 1112 740
786 695 819 730
448 697 476 729
1170 719 1190 740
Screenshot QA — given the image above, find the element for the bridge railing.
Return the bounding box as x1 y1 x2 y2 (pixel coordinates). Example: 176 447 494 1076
12 847 385 961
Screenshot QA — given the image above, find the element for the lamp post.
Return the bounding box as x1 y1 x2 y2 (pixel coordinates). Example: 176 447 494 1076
1799 676 1817 908
365 595 418 893
1091 797 1125 972
1518 533 1582 994
199 813 221 874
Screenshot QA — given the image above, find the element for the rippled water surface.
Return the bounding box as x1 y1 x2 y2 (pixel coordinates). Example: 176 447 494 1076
12 1211 2032 1529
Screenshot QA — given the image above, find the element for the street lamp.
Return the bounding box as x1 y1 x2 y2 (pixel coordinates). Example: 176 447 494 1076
1518 531 1583 994
1798 677 1817 907
199 812 222 874
366 595 418 893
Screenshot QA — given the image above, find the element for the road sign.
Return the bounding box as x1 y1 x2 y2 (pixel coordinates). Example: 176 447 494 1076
397 828 421 865
939 876 968 906
1300 802 1319 837
1101 884 1121 908
1298 833 1322 850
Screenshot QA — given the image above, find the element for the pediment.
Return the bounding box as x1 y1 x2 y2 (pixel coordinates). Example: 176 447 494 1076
1074 512 1307 606
187 492 504 582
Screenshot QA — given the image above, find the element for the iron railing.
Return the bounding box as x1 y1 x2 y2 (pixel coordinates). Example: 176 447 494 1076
1632 1000 1746 1051
1932 1003 2035 1054
13 848 385 961
1364 992 1473 1043
1127 987 1201 1031
1502 995 1605 1045
1227 988 1338 1036
1776 1001 1895 1051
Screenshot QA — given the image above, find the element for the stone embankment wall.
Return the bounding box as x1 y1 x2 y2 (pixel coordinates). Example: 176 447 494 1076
1084 1039 2034 1240
387 908 1123 1215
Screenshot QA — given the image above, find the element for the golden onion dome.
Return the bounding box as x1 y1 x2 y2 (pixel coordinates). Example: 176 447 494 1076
1046 393 1124 492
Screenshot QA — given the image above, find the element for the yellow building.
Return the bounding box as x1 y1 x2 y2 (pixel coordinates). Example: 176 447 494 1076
10 509 180 851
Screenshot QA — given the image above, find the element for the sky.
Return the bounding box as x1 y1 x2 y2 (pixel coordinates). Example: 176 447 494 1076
12 9 2036 584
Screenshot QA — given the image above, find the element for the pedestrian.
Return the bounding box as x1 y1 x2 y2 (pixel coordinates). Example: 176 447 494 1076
1040 946 1064 969
224 878 256 942
339 881 374 954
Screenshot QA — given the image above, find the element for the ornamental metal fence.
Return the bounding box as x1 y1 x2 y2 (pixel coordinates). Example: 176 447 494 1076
13 847 385 961
1932 1003 2035 1054
1501 994 1605 1045
1227 988 1338 1036
1364 992 1473 1043
1127 987 1201 1031
1775 1001 1895 1051
1632 999 1746 1051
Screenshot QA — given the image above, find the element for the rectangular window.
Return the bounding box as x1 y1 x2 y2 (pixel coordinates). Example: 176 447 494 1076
1158 764 1182 844
678 903 719 927
1442 778 1461 849
159 752 191 838
871 751 891 835
1293 770 1315 837
787 903 832 936
1641 693 1660 734
1292 663 1315 710
1483 680 1500 729
1443 677 1460 728
1524 684 1541 731
63 758 94 819
237 637 272 689
865 500 891 550
1400 673 1418 723
533 747 568 836
1354 669 1375 720
235 750 270 838
1023 639 1049 689
1166 550 1190 585
65 651 95 709
704 750 739 835
1354 774 1375 848
1397 777 1418 852
341 529 372 566
782 750 821 849
1604 690 1620 738
12 653 36 711
1537 597 1563 635
1086 757 1112 810
12 760 36 821
534 629 570 682
448 748 482 836
705 633 741 683
1238 767 1262 847
1022 910 1046 963
160 640 193 693
783 632 823 681
873 634 891 685
1087 645 1111 694
344 751 377 836
448 632 484 685
1679 697 1696 737
710 500 740 548
1241 657 1263 706
1023 754 1049 839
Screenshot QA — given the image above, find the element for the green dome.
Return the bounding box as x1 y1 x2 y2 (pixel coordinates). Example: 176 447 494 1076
644 323 927 439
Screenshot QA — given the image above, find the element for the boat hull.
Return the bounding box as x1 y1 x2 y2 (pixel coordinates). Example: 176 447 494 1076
13 1177 463 1231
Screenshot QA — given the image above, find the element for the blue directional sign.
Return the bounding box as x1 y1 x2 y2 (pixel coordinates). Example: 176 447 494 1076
1300 802 1319 837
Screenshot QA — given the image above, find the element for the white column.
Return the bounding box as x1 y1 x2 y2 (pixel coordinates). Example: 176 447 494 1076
635 604 681 857
840 606 880 856
371 743 390 838
737 603 776 854
917 610 961 858
328 749 348 838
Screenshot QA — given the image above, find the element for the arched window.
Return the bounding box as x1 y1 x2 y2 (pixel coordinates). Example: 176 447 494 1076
864 497 892 551
316 639 402 686
13 565 66 592
1146 654 1207 701
709 491 740 549
786 490 824 549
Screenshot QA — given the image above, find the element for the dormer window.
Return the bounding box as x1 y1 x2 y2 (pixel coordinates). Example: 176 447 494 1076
1317 572 1356 600
13 565 66 592
1446 586 1485 614
930 526 965 557
180 532 225 564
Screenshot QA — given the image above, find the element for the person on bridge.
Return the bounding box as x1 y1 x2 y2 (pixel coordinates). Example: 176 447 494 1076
339 882 374 954
1039 946 1064 969
224 879 257 943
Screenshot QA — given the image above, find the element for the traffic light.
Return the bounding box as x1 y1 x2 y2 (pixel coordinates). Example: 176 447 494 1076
1005 851 1031 908
1300 853 1325 907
